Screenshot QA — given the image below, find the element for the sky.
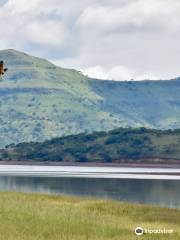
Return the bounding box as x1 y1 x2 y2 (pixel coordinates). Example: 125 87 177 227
0 0 180 81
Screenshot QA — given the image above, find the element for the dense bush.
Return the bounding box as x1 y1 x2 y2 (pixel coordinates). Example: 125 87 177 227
1 127 180 163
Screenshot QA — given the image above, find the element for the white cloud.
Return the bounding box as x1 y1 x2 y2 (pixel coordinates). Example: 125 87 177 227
78 0 180 33
1 0 180 80
23 20 66 46
107 66 133 80
135 73 159 81
83 65 158 81
84 65 132 80
0 0 67 48
83 66 109 80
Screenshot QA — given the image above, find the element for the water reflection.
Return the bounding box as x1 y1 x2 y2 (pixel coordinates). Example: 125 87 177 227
0 176 180 208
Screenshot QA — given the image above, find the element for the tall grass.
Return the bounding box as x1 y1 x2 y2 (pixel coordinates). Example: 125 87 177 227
0 192 179 240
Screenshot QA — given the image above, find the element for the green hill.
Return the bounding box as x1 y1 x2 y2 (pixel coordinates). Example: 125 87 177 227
0 49 180 147
1 128 180 163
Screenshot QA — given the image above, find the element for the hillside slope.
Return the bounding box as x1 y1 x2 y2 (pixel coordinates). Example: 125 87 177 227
1 128 180 163
0 49 180 147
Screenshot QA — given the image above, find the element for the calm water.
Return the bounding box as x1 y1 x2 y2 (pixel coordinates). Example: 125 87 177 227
0 176 180 209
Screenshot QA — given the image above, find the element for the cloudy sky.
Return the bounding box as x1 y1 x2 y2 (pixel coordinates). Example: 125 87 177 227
0 0 180 80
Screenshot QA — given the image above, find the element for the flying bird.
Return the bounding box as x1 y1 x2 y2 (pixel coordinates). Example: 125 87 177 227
0 61 8 80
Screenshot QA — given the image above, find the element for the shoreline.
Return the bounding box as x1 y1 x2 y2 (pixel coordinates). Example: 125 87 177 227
0 164 180 179
0 160 180 168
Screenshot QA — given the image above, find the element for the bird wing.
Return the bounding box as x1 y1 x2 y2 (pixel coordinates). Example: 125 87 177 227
0 61 4 75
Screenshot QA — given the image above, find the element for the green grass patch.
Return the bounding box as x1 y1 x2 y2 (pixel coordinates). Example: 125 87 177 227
0 192 179 240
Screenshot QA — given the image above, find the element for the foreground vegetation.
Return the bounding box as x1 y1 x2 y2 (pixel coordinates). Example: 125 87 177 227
1 127 180 163
0 192 179 240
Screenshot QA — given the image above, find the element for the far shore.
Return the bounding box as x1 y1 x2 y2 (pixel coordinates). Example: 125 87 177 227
0 160 180 168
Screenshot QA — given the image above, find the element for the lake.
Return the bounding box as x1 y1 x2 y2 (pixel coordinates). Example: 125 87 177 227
0 165 180 209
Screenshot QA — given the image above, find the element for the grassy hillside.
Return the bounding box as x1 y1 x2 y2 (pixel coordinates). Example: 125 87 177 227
1 128 180 163
0 49 180 147
0 192 179 240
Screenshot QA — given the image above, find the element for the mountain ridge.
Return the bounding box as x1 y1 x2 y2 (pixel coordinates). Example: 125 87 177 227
0 49 180 147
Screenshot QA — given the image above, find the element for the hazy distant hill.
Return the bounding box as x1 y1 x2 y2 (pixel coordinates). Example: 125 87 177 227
0 49 180 147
